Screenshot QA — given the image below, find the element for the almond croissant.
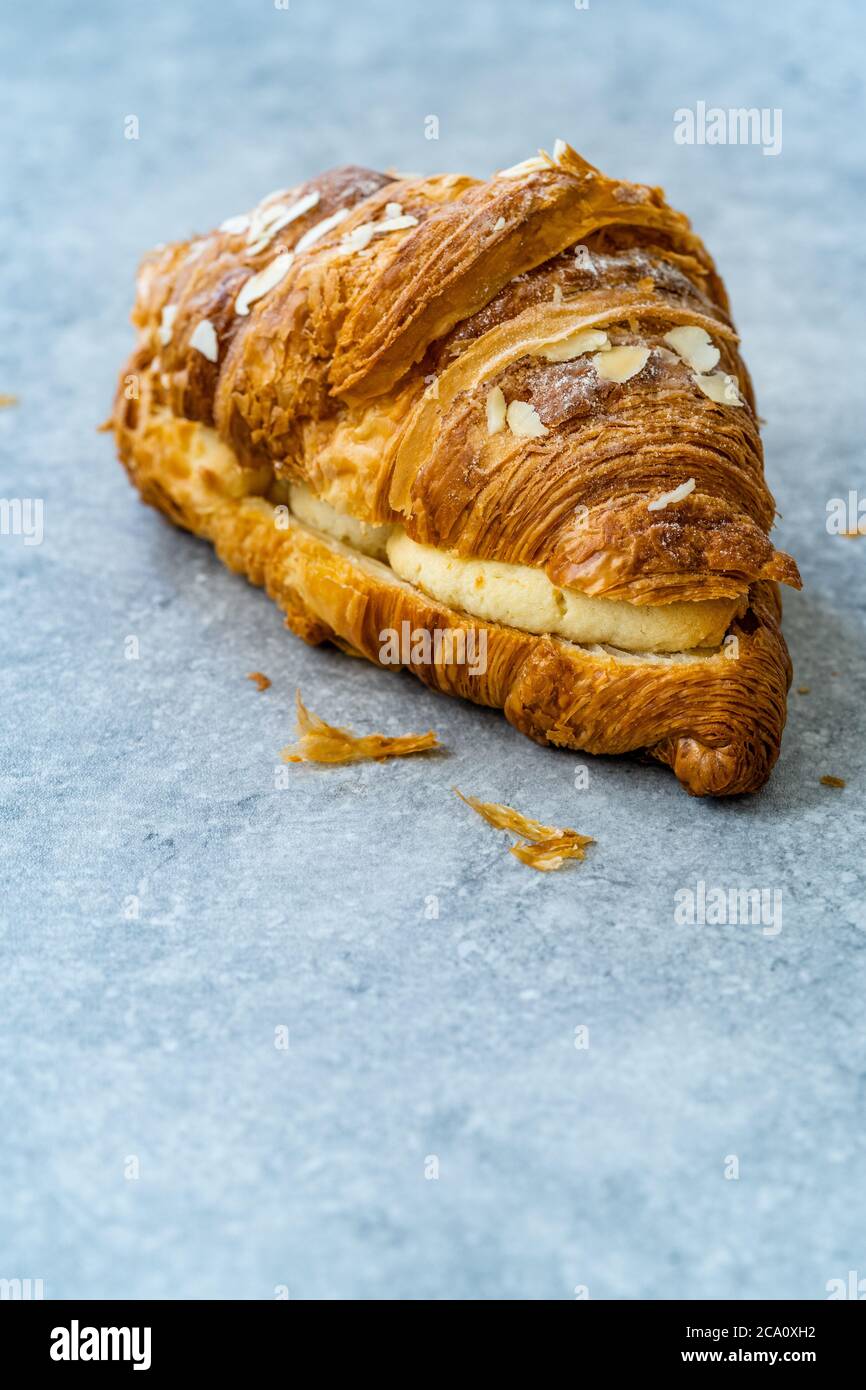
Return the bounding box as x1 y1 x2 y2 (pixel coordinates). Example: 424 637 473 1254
112 142 800 796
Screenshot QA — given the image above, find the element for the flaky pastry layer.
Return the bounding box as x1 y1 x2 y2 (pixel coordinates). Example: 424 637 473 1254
114 405 792 796
112 143 800 794
288 483 739 651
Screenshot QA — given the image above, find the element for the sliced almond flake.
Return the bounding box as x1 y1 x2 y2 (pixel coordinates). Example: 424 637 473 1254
506 399 548 438
384 201 403 218
158 303 178 345
247 189 321 249
551 285 563 306
234 251 293 316
539 328 609 362
256 202 293 232
647 477 696 511
244 217 287 256
663 325 720 374
694 370 743 406
281 692 439 764
136 264 156 298
655 346 679 364
340 223 376 253
553 137 568 162
294 207 351 253
372 214 418 233
341 213 419 255
486 386 506 435
189 318 219 362
573 244 596 273
182 239 209 265
454 788 594 873
493 216 506 232
497 154 551 178
592 345 649 382
219 213 250 234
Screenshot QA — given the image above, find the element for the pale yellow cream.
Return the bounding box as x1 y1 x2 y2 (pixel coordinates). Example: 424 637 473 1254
386 530 733 652
288 484 734 652
289 483 392 559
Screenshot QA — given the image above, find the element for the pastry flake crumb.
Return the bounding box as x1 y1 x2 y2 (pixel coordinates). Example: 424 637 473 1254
454 788 594 872
247 671 271 691
282 692 439 764
510 835 591 872
0 392 18 408
820 774 846 788
797 685 810 695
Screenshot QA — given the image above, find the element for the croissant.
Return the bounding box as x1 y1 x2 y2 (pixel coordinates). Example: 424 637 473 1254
112 142 801 796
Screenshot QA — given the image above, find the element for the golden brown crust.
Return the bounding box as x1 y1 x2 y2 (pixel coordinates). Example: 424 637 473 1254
113 402 792 796
122 147 799 598
112 143 800 795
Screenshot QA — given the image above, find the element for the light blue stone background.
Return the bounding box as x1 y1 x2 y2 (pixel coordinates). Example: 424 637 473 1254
1 0 864 1300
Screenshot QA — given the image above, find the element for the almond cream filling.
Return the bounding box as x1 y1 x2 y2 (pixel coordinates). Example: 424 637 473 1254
288 484 392 558
288 484 736 652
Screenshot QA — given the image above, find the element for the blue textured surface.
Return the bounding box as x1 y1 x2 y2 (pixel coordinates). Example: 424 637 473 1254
1 0 865 1300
